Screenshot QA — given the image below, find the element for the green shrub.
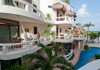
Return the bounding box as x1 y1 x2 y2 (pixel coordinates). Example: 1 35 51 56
95 54 100 59
84 45 90 50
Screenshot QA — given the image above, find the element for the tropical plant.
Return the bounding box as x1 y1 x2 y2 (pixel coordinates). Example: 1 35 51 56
46 13 52 20
95 54 100 59
88 31 98 42
97 32 100 43
75 23 82 26
44 25 56 38
83 22 94 44
84 44 90 50
64 0 70 4
7 63 27 70
51 42 63 56
23 43 75 70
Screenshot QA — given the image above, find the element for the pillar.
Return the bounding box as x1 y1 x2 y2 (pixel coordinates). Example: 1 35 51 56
3 46 7 54
0 0 4 6
78 41 80 49
83 40 85 48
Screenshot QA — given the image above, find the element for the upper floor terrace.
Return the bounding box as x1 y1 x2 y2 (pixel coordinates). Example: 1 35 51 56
51 1 76 24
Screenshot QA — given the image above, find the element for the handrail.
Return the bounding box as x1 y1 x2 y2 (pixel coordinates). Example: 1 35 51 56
64 49 73 60
0 39 39 54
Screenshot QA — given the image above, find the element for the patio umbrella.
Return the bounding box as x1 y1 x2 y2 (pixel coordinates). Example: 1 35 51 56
52 2 64 10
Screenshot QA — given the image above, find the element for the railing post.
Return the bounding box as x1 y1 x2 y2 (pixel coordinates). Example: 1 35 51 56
25 4 30 12
65 16 66 21
78 41 80 49
3 46 7 54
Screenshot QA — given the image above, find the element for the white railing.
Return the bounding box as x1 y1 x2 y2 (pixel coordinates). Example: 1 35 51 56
64 49 73 60
73 35 85 38
0 40 39 54
56 16 73 23
11 0 45 18
72 35 85 40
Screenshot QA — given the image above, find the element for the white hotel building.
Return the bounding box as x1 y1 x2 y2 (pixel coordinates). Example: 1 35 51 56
0 0 85 70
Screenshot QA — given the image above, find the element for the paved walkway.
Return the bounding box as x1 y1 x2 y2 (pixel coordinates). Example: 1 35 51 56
71 48 82 66
88 42 100 47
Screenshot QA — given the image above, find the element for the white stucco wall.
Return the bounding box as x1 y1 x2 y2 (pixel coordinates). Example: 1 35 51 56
0 0 4 6
58 25 72 34
33 0 40 9
20 22 48 39
39 0 57 21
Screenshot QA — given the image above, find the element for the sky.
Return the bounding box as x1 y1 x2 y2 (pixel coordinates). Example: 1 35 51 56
70 0 100 31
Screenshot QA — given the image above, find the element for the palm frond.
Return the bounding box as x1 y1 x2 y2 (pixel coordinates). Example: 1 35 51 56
38 43 46 49
27 63 41 70
52 56 75 70
44 47 53 61
23 53 46 62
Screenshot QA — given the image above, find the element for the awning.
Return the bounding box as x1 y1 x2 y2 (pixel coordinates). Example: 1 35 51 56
0 22 19 26
52 2 64 10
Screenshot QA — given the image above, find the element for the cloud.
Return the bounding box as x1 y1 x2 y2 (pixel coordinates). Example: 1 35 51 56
93 13 100 16
77 4 89 17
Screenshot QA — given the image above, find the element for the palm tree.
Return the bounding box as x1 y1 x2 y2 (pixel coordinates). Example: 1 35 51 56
97 32 100 43
51 42 62 56
83 22 94 45
88 31 98 43
23 43 75 70
75 23 82 26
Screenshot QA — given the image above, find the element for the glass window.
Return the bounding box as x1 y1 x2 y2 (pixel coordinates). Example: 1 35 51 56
34 27 37 34
10 26 19 41
33 4 37 13
60 28 62 33
0 26 10 43
24 0 32 4
4 0 14 6
0 19 19 43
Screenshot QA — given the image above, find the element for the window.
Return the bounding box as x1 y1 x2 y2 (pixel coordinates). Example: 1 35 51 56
24 0 32 4
48 6 52 8
34 27 38 34
0 19 19 43
60 28 62 33
4 0 14 6
33 4 37 13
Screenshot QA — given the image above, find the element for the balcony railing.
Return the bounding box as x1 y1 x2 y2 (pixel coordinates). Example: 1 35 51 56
56 16 74 23
3 0 45 19
0 40 39 54
72 35 85 40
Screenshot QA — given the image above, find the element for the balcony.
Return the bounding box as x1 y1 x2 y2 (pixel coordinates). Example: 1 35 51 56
0 0 46 22
73 35 85 40
0 40 41 60
55 16 74 24
54 33 73 43
13 0 45 18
